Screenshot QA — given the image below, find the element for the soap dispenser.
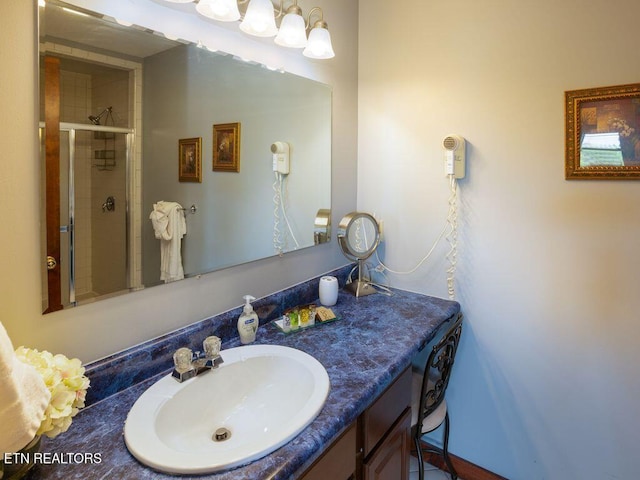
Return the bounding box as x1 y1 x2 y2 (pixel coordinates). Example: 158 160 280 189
237 295 259 344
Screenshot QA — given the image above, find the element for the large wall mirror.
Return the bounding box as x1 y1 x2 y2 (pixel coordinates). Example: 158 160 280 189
39 0 332 313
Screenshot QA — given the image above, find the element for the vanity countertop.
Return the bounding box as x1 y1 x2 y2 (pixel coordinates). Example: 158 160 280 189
31 288 459 480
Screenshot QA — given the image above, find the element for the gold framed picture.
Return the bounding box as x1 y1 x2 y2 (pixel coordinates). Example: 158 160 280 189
212 122 241 172
178 137 202 182
565 83 640 180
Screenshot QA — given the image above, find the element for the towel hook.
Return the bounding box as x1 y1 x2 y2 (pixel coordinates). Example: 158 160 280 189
181 204 197 215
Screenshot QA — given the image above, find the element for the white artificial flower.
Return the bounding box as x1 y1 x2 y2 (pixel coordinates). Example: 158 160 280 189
15 347 90 439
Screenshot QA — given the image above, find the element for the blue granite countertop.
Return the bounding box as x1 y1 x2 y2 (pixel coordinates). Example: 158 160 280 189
29 278 459 480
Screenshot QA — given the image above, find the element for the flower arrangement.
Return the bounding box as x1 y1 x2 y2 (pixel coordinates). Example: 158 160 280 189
608 117 640 160
608 117 636 138
14 347 90 439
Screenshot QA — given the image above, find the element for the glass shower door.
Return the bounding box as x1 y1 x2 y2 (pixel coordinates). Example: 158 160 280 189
69 128 129 305
41 125 131 310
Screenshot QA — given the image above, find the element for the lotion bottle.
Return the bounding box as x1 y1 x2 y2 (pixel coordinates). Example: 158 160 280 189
237 295 259 344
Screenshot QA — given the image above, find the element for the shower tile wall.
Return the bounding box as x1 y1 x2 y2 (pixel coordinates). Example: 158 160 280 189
60 69 93 299
90 69 128 296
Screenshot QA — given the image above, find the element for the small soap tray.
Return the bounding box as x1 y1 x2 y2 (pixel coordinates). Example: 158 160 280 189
273 305 341 334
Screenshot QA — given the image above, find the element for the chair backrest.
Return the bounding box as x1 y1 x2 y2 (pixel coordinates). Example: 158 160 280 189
416 313 463 426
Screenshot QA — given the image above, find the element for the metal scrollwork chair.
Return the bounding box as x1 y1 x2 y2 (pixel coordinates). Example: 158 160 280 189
411 313 463 480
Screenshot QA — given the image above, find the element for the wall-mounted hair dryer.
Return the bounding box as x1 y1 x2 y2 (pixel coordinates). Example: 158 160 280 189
271 141 290 175
443 134 466 179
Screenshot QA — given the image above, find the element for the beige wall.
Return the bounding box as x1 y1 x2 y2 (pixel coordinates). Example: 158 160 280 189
12 0 640 476
359 0 640 478
0 0 357 362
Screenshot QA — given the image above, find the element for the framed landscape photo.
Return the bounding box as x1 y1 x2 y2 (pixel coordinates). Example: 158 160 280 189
565 83 640 179
212 122 241 172
178 137 202 182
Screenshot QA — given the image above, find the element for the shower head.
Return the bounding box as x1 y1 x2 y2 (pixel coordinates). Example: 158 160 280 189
88 106 112 125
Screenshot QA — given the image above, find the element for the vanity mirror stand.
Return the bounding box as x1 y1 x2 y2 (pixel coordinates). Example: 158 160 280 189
337 212 381 297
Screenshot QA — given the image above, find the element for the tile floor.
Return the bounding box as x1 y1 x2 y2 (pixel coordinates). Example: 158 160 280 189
409 455 460 480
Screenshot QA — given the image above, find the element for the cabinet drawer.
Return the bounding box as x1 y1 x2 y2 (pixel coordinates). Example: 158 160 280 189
363 407 411 480
299 423 356 480
361 367 411 457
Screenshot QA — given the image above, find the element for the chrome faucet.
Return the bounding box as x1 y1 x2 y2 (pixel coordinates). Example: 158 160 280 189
172 336 224 382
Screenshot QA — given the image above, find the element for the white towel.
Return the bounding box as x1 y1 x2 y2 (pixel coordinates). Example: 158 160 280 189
149 201 187 283
0 321 50 455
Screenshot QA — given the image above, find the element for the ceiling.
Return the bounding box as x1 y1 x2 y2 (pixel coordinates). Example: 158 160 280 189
42 0 181 60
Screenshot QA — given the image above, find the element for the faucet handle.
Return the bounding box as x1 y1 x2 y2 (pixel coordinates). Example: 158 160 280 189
172 347 197 382
203 336 222 358
173 347 193 372
203 336 224 369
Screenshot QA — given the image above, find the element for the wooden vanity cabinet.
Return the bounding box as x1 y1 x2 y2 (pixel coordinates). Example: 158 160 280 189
358 367 412 480
361 408 411 480
299 367 412 480
299 423 357 480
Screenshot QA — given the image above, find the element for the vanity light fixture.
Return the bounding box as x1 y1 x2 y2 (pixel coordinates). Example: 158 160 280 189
302 7 334 59
159 0 335 59
239 0 278 37
274 1 307 48
196 0 241 22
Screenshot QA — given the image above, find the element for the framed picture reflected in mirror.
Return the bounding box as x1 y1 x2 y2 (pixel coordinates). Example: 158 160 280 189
178 137 202 182
213 122 241 172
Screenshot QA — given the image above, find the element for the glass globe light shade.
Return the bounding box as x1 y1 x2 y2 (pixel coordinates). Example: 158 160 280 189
239 0 278 37
274 10 307 48
196 0 240 22
303 23 335 59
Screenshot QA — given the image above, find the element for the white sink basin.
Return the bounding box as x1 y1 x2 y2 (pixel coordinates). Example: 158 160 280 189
124 344 330 475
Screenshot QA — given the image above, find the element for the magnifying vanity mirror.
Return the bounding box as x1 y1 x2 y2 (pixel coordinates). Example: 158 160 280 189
337 212 381 297
38 0 332 313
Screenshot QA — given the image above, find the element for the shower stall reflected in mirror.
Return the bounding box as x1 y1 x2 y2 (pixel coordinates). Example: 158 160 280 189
39 125 134 310
39 51 143 313
39 57 140 311
39 37 144 313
